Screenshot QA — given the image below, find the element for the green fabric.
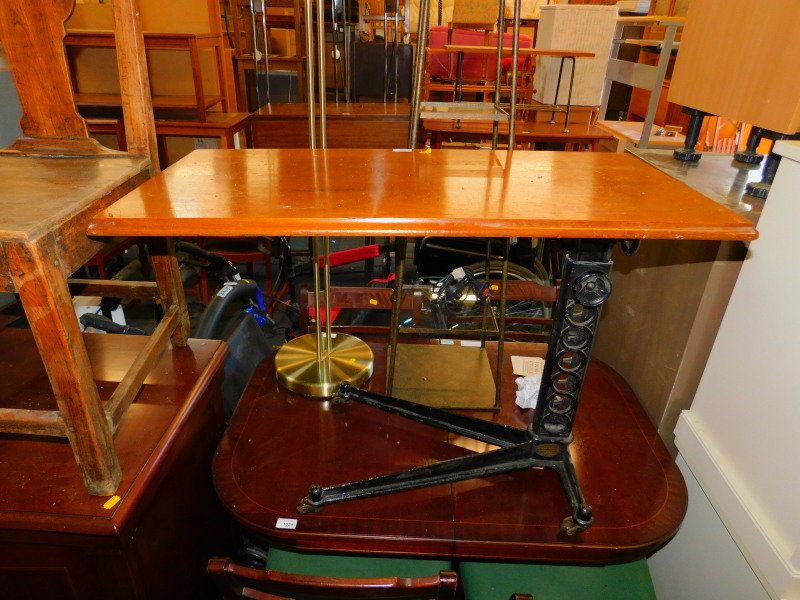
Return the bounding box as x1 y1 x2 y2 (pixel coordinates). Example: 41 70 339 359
460 558 657 600
267 546 452 579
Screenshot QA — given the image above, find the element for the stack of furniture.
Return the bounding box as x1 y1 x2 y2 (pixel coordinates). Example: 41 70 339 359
425 27 535 102
87 144 756 597
67 0 248 168
0 1 232 597
227 0 307 107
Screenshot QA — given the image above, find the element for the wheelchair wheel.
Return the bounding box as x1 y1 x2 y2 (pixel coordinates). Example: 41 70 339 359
466 259 552 337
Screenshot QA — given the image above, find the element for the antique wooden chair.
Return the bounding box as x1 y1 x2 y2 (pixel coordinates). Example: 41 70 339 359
0 0 189 495
208 553 458 599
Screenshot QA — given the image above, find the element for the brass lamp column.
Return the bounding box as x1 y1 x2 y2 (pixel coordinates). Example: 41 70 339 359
275 1 372 396
274 238 374 398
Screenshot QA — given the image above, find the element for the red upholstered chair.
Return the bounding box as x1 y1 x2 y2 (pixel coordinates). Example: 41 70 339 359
429 25 452 79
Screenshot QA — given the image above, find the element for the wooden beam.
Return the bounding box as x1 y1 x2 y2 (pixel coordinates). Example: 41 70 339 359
0 408 67 438
68 278 160 300
110 0 160 168
105 304 180 431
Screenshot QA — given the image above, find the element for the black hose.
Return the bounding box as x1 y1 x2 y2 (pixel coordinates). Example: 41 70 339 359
80 313 146 336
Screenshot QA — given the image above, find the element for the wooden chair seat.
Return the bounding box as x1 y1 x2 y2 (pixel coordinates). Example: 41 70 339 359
459 558 656 600
209 548 457 599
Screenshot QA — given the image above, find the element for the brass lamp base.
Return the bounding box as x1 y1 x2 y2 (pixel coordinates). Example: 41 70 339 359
275 333 374 397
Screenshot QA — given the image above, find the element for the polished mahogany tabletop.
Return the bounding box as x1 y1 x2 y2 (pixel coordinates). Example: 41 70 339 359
87 149 756 242
213 341 687 563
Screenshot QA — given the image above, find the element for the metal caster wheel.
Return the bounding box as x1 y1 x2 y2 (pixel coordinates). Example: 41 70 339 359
560 516 585 536
331 394 350 406
297 485 324 514
297 497 322 514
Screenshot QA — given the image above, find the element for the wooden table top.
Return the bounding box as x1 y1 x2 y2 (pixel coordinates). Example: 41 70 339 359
213 341 687 563
0 328 227 535
87 149 756 241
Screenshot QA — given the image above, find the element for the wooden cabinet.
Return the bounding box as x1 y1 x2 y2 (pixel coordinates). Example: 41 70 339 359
0 331 232 600
668 0 800 134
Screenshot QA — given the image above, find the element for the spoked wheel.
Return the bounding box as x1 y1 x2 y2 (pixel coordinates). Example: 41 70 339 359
466 260 553 338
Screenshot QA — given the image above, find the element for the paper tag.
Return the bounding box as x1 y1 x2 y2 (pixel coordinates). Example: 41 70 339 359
511 356 545 377
276 518 298 530
216 284 235 298
460 340 482 347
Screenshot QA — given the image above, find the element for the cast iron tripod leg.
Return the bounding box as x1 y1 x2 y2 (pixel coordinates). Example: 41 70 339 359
298 443 535 514
337 382 528 447
297 440 593 535
550 447 594 534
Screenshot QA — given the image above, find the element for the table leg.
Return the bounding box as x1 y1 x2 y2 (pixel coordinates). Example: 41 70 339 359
549 57 565 125
562 57 577 133
7 236 121 495
455 51 465 103
147 237 191 346
734 126 764 164
673 107 709 162
385 236 408 395
298 240 616 535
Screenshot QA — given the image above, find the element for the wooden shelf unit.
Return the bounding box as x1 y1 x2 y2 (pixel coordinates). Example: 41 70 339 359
65 30 231 122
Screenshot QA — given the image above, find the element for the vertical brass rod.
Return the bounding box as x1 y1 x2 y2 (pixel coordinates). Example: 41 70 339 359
492 0 505 150
323 236 332 351
261 2 271 102
406 0 430 148
250 0 261 105
317 0 328 147
312 237 323 362
480 239 492 349
386 236 407 394
495 238 511 407
304 0 316 148
508 0 522 151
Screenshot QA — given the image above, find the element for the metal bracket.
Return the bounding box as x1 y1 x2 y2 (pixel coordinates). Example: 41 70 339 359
298 242 616 535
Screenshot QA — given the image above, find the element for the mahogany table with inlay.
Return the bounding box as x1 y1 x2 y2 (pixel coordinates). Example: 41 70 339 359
213 341 687 563
87 148 756 554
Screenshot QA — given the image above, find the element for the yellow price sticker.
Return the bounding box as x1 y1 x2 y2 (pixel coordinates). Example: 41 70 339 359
103 495 121 510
